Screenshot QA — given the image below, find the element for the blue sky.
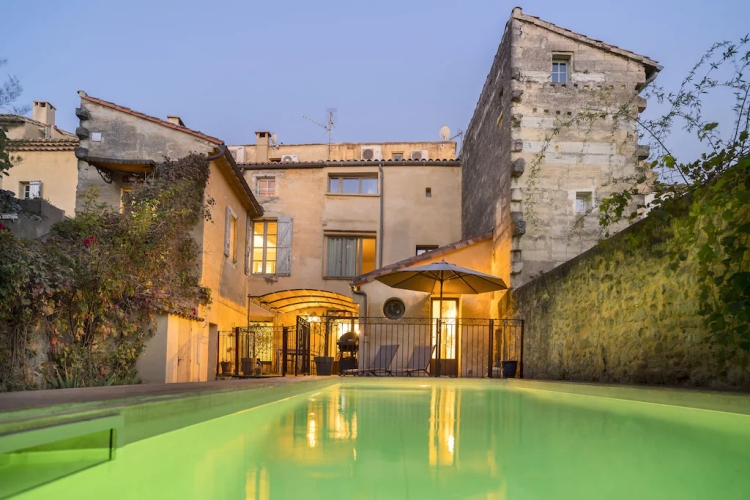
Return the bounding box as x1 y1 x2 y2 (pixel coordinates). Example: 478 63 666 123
3 0 749 156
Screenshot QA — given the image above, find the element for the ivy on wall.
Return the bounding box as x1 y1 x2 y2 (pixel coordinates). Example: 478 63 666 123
0 154 213 391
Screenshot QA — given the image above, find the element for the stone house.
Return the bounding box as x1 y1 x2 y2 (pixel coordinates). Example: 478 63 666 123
1 101 79 217
461 7 660 290
73 91 263 383
239 143 462 329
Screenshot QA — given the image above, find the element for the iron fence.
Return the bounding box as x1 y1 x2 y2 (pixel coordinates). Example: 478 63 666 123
279 316 524 379
218 317 523 378
217 323 281 377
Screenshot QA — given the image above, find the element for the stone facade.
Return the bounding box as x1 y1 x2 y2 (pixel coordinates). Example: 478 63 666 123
461 8 659 289
242 159 462 317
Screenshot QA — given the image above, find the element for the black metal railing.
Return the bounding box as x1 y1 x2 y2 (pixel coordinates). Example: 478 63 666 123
276 317 524 379
217 323 281 377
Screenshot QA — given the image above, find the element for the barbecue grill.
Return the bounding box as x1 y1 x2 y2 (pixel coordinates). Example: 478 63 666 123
337 331 359 373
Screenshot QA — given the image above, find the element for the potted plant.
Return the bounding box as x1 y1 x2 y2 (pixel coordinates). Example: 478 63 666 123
501 360 518 378
220 347 233 375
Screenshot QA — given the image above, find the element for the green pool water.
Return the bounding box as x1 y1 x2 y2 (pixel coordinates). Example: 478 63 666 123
13 380 750 499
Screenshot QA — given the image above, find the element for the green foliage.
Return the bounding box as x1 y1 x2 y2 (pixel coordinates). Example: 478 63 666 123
0 154 213 391
598 36 750 359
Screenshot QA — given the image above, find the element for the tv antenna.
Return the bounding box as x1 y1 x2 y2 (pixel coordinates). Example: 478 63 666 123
439 125 464 157
270 132 279 151
303 108 336 160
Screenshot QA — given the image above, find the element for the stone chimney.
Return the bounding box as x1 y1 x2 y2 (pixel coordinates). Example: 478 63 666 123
255 131 271 163
32 101 56 138
167 116 186 127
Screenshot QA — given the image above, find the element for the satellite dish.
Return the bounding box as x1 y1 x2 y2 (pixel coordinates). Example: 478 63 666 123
270 133 278 145
439 125 451 142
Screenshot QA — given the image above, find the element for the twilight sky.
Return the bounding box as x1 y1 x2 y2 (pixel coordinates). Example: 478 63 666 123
3 0 748 158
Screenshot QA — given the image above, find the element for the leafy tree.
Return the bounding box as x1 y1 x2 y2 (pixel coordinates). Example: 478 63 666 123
0 58 27 176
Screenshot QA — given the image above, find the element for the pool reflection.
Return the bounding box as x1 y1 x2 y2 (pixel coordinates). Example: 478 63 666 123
19 382 750 500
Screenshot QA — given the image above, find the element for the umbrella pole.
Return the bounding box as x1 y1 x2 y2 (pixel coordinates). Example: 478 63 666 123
435 279 443 377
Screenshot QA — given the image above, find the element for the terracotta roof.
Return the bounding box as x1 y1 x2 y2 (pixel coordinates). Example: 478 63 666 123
351 231 493 286
512 8 659 70
0 114 77 139
79 92 224 145
7 138 78 152
240 158 460 169
0 114 49 128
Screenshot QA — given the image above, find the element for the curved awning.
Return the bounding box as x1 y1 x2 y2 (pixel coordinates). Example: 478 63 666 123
251 289 357 313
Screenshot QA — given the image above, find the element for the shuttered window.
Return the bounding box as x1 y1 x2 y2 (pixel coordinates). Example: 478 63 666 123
224 207 239 263
251 219 291 275
325 236 376 278
276 217 293 276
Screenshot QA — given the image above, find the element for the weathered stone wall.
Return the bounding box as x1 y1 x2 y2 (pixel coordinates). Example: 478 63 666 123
509 16 649 288
75 98 215 213
461 19 513 240
462 8 655 290
501 208 750 389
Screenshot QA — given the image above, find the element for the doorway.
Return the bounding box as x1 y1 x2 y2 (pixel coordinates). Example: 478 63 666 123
431 298 458 376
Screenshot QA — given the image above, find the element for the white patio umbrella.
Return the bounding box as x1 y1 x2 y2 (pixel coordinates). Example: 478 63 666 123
375 260 508 376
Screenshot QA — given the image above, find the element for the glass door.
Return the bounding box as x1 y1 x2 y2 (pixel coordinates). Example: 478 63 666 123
431 299 458 360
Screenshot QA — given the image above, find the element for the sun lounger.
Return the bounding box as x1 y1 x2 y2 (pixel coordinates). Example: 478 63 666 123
342 344 399 376
392 345 435 377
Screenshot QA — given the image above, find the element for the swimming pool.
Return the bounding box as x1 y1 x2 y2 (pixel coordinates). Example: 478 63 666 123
11 379 750 499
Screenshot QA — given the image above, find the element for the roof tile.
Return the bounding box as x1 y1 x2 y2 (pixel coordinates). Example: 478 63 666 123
80 94 224 145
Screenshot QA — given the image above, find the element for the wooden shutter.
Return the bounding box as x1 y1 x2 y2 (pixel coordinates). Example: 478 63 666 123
245 216 251 275
276 217 293 276
224 207 231 257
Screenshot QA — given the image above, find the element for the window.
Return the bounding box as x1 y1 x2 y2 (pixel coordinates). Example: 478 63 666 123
328 175 378 195
224 207 239 263
326 235 376 278
425 187 432 198
20 181 41 200
392 153 404 161
251 220 277 274
416 245 439 256
256 177 276 197
575 192 593 214
120 187 132 213
552 55 570 83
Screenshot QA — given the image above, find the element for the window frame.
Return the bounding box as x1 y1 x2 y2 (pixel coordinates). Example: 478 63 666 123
327 174 379 195
416 245 439 256
551 54 571 84
20 181 41 200
392 152 404 161
574 191 593 215
324 234 377 278
251 220 278 275
256 176 276 197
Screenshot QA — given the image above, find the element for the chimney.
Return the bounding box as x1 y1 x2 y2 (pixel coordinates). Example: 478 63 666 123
33 101 56 139
167 116 186 127
255 131 271 163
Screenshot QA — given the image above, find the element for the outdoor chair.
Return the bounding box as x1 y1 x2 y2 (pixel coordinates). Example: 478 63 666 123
342 344 399 376
392 345 435 377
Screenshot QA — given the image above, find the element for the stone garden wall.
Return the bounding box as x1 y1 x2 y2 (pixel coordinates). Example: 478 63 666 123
501 191 750 389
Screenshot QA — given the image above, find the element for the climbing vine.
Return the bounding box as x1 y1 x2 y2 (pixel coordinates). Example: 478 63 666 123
598 37 750 357
0 154 213 391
